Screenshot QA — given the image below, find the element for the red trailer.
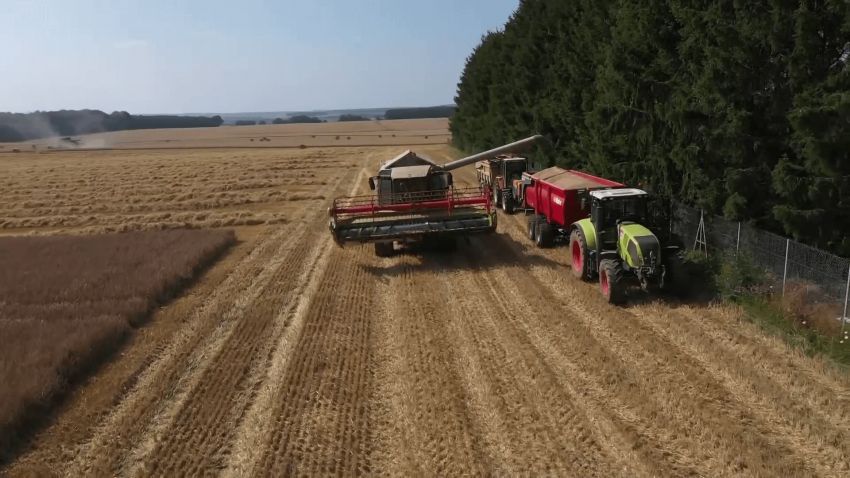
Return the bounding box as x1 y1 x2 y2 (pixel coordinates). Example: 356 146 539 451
517 167 624 247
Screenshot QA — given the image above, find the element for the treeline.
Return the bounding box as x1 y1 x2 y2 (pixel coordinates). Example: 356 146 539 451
338 114 369 122
0 110 223 142
272 115 325 124
450 0 850 256
385 105 455 120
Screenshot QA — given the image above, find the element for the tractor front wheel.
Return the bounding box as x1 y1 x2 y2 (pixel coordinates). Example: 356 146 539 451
570 229 591 280
600 259 626 304
494 187 502 207
502 191 514 214
661 252 686 296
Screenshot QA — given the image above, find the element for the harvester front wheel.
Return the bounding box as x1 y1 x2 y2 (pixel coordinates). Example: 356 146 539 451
502 191 514 214
600 259 626 305
535 220 554 248
375 242 394 257
527 215 538 240
570 229 591 280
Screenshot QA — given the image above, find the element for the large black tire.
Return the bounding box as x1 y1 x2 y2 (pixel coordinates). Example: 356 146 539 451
535 220 554 248
502 190 514 214
660 251 686 296
493 187 502 207
527 214 538 240
569 229 591 280
436 235 458 253
375 242 394 257
600 259 627 305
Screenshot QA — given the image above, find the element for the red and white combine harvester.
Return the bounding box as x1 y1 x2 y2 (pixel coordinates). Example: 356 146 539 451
328 136 547 256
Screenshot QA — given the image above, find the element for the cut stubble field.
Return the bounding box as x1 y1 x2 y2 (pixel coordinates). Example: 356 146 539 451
3 119 850 477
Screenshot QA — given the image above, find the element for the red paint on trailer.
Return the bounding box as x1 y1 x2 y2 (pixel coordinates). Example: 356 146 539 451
522 167 624 228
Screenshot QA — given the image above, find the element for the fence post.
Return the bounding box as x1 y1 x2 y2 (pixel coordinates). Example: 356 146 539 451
782 239 790 296
842 264 850 336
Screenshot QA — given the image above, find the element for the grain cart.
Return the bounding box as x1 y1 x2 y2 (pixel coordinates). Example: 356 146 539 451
475 154 528 214
328 135 547 256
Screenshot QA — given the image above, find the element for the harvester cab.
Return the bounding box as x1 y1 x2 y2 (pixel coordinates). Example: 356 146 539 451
570 188 683 304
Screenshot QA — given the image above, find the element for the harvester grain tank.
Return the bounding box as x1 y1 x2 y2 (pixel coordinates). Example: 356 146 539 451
517 167 683 304
328 135 547 256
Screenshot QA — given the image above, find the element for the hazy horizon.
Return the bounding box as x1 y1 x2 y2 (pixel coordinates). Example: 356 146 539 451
1 0 519 115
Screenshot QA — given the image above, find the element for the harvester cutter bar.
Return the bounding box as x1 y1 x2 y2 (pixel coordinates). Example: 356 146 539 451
329 187 496 245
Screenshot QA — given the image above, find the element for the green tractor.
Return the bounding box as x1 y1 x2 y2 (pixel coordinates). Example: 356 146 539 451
568 188 684 304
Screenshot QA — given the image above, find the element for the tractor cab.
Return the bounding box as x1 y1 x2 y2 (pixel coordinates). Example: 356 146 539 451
501 157 528 182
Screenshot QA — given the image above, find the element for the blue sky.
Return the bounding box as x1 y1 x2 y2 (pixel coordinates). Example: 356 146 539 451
0 0 519 114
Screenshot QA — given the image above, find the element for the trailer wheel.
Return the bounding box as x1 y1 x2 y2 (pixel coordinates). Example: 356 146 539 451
501 191 514 214
600 259 626 305
374 242 394 257
535 220 554 248
527 215 537 240
570 229 591 280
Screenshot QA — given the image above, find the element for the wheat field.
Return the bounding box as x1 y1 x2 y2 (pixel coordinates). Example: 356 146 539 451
3 119 850 478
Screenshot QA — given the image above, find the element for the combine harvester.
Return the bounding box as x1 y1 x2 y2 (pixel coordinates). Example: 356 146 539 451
328 136 546 256
512 167 684 304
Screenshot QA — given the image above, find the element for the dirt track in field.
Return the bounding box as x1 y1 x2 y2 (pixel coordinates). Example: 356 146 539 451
5 123 850 477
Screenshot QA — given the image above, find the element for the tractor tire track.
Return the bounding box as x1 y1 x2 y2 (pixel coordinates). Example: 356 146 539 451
438 252 636 477
254 239 377 476
369 254 491 476
497 208 850 477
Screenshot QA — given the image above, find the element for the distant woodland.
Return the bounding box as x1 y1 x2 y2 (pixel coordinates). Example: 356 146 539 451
337 114 369 122
450 0 850 256
0 110 223 142
272 115 324 124
385 105 456 120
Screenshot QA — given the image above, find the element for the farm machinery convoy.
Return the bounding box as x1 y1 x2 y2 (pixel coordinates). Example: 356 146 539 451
328 135 683 304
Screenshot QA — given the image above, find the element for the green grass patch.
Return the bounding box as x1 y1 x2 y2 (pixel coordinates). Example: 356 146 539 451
683 248 850 372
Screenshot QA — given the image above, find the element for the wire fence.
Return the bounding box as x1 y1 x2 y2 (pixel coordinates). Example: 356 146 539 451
672 201 850 329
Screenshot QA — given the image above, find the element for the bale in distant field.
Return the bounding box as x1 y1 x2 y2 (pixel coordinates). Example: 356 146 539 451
311 135 316 138
299 144 307 149
335 136 340 140
250 139 254 142
347 136 351 140
11 148 20 153
424 136 429 139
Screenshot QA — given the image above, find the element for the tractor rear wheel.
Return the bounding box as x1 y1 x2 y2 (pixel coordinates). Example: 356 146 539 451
527 215 537 240
374 242 394 257
502 191 514 214
600 259 626 305
570 229 591 280
535 220 554 248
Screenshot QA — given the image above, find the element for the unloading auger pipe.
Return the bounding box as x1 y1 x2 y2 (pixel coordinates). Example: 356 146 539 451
438 135 548 172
